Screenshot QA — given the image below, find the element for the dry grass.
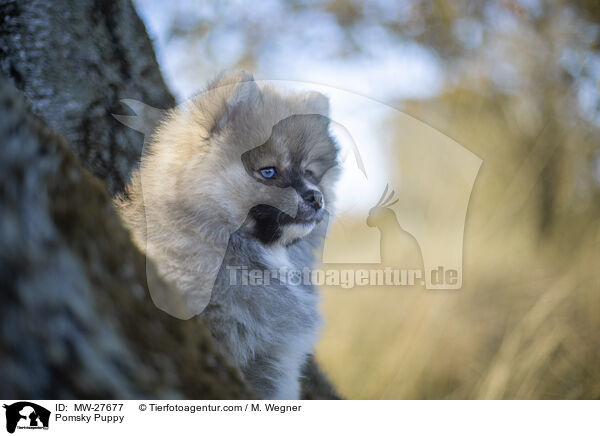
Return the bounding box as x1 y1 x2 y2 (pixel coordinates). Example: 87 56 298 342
315 216 600 399
312 88 600 399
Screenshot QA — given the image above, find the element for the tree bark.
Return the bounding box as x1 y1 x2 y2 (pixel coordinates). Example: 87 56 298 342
0 0 174 195
0 0 338 399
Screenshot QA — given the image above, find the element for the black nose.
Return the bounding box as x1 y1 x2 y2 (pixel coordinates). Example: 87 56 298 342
302 189 323 210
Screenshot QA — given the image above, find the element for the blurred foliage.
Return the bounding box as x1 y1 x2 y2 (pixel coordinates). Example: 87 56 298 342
137 0 600 398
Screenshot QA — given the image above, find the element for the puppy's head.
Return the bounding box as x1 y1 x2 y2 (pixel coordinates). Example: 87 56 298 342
240 112 339 244
165 71 340 245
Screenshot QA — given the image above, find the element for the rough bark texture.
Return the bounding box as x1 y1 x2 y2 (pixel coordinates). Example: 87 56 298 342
0 0 339 399
301 357 339 400
0 0 174 195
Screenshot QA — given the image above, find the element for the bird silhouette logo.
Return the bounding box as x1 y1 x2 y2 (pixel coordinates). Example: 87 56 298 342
366 184 424 272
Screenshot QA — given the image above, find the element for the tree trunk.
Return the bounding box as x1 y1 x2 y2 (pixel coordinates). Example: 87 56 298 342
0 0 338 399
0 0 174 195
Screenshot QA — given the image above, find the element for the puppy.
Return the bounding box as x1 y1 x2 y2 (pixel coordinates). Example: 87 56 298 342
116 71 340 399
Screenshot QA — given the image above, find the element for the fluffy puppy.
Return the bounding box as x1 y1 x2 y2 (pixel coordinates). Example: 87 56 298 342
116 71 340 399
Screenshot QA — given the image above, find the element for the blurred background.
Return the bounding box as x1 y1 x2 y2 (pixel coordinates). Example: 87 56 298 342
134 0 600 399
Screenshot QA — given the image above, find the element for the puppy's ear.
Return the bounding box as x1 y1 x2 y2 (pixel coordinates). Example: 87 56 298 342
203 70 261 135
302 91 330 117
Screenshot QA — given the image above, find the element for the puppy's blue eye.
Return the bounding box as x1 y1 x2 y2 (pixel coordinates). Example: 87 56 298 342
259 167 277 179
